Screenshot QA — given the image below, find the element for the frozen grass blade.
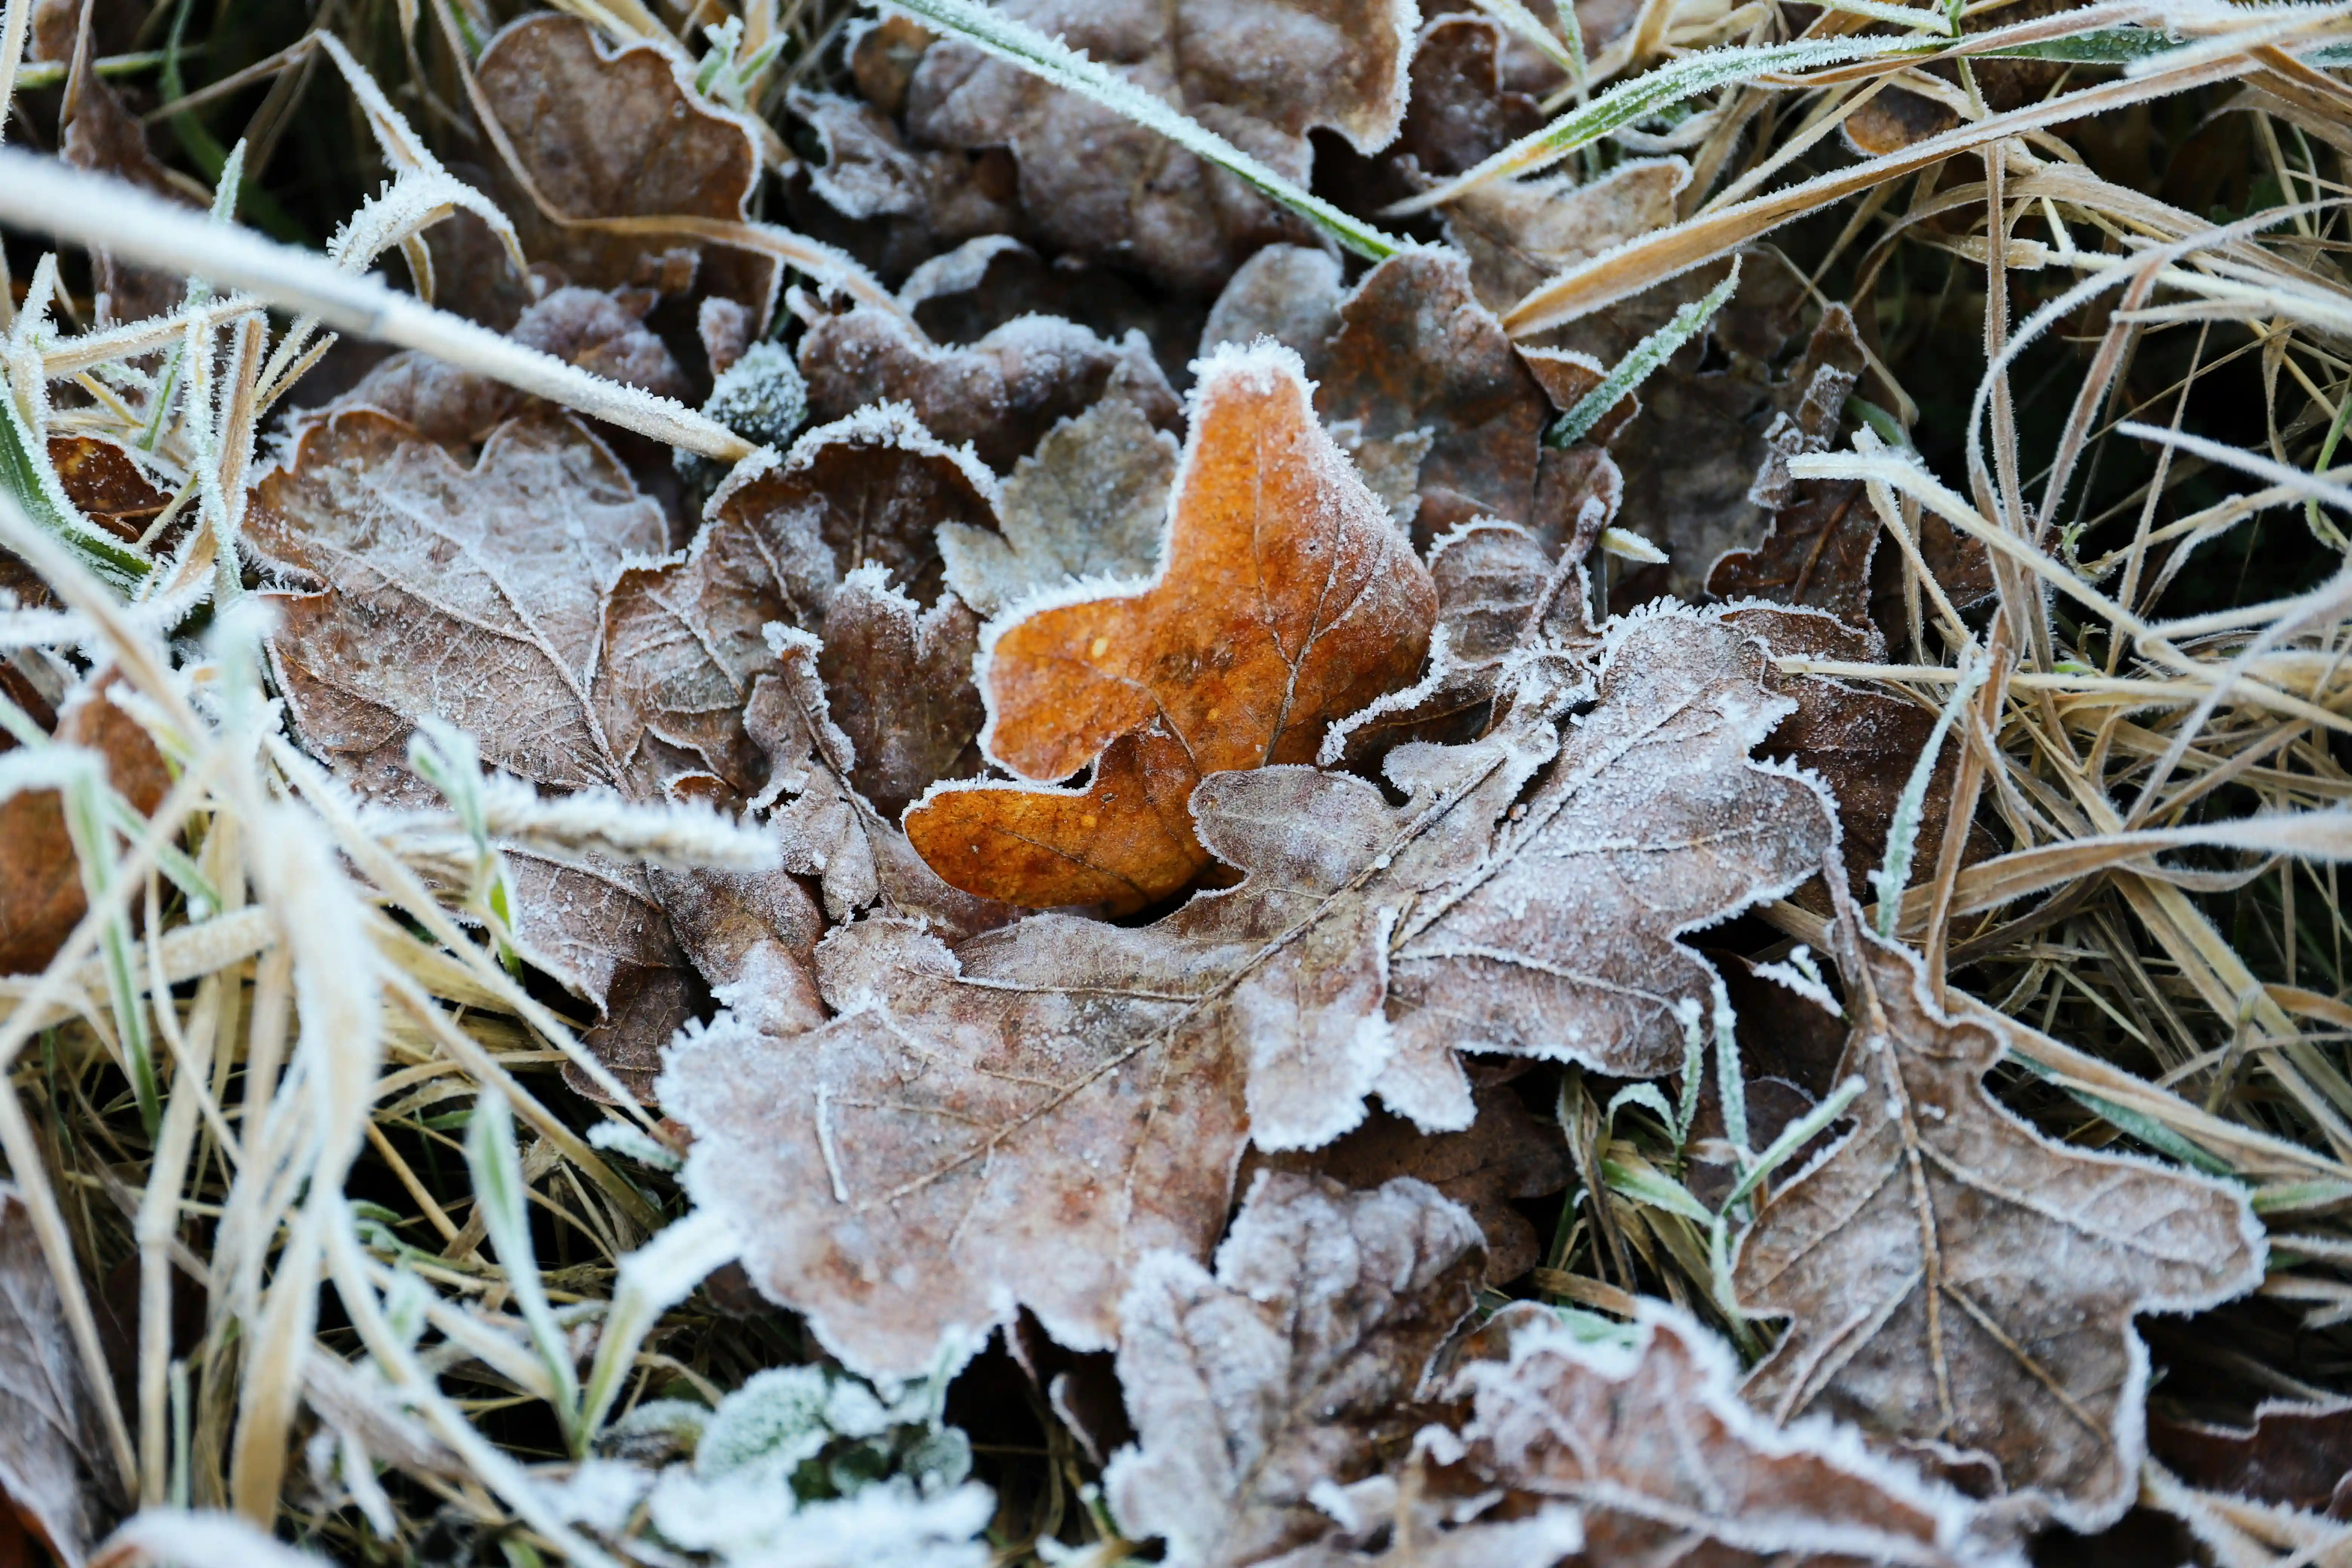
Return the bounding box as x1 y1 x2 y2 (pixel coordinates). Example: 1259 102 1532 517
579 1208 740 1439
464 1089 584 1448
876 0 1409 261
1546 259 1740 447
1869 653 1990 937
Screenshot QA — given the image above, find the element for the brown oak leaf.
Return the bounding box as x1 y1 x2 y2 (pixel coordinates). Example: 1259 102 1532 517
815 568 986 819
903 0 1418 291
1443 157 1688 320
473 14 776 322
663 606 1833 1375
1732 902 2268 1529
1101 1173 1488 1568
45 438 169 544
799 305 1180 472
0 1184 125 1567
1452 1300 2011 1567
2150 1399 2352 1518
1246 1085 1572 1283
905 341 1437 911
936 393 1178 619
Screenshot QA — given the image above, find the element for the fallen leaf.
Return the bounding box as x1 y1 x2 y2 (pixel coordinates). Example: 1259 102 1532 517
2149 1398 2352 1518
1443 157 1689 320
343 285 690 447
666 605 1832 1375
46 438 169 545
815 568 985 819
1102 1173 1485 1568
0 671 171 977
1246 1085 1573 1283
475 14 776 321
1452 1298 2010 1567
0 1184 124 1568
904 341 1436 910
1732 900 2268 1529
1197 243 1346 382
1315 248 1553 536
903 0 1417 290
788 85 1023 261
708 403 1001 619
896 238 1211 382
1727 605 1994 905
1709 307 1878 622
937 392 1177 619
53 64 190 327
1390 17 1548 181
798 305 1179 471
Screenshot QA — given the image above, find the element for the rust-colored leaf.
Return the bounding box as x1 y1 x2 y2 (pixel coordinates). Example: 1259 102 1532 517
45 438 168 545
1733 900 2267 1528
1453 1299 2010 1567
905 341 1436 910
1102 1173 1487 1568
2150 1398 2352 1518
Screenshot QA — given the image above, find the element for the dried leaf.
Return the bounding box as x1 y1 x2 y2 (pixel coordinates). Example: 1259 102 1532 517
475 14 776 320
57 73 191 327
1443 157 1689 320
1102 1173 1485 1568
46 438 169 545
798 306 1179 472
1197 243 1346 380
905 342 1436 910
1391 17 1548 181
789 85 1020 246
1246 1085 1573 1283
1453 1299 2011 1567
903 0 1418 290
0 1185 124 1568
2149 1399 2352 1518
0 672 170 977
1733 905 2268 1528
709 403 1001 619
1315 248 1552 536
937 394 1178 619
815 568 985 818
667 606 1832 1374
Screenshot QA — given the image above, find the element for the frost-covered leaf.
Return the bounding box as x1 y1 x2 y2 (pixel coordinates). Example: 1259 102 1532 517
1442 157 1687 320
665 604 1831 1375
1452 1299 2014 1567
1247 1085 1572 1283
1198 243 1346 379
1315 249 1553 536
1733 900 2268 1529
905 341 1436 910
1102 1173 1485 1568
815 568 986 819
937 394 1177 619
902 0 1418 291
474 13 776 322
0 1184 124 1567
799 305 1179 472
2149 1398 2352 1518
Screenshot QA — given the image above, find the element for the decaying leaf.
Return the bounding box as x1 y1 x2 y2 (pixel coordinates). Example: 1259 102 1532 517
814 568 985 819
474 13 776 321
787 85 1023 272
0 1185 124 1567
1102 1173 1485 1568
1733 902 2268 1528
1247 1085 1572 1283
1198 243 1345 380
46 437 170 544
2150 1398 2352 1518
1443 158 1689 320
905 341 1436 910
0 671 172 977
936 393 1177 619
902 0 1418 290
1452 1300 2012 1567
798 305 1180 472
666 605 1833 1375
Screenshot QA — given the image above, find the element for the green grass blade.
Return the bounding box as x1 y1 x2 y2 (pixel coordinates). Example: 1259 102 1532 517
1546 260 1740 449
876 0 1408 261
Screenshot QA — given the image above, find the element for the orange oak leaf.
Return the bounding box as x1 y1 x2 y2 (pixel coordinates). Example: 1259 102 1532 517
1732 896 2266 1529
904 341 1437 911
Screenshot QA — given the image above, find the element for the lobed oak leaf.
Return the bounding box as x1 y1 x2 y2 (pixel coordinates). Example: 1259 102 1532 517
936 394 1177 620
799 306 1180 472
905 341 1437 911
903 0 1418 291
1102 1173 1487 1568
0 1184 125 1567
474 14 776 323
1451 1299 2014 1568
1732 900 2268 1530
665 605 1835 1374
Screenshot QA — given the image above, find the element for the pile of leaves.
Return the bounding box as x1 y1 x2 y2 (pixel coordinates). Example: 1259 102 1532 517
8 0 2352 1562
